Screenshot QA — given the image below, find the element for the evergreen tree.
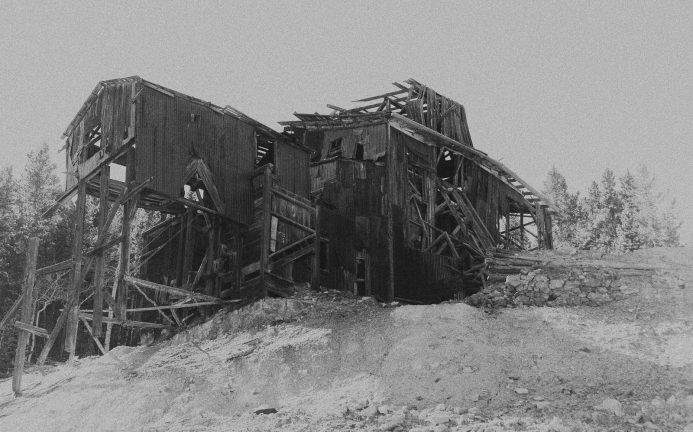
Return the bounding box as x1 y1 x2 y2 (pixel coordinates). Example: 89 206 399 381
578 180 602 249
594 168 622 251
542 167 581 248
633 165 661 248
615 171 641 251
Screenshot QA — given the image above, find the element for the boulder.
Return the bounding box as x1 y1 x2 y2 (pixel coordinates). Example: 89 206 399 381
595 398 624 417
549 279 565 290
506 274 523 288
378 412 405 431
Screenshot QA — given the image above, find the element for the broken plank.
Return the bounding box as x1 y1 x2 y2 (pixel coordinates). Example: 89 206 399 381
353 88 408 102
78 317 106 355
36 259 73 275
124 300 240 313
13 321 49 338
123 275 219 302
79 313 172 329
271 212 315 234
0 295 23 331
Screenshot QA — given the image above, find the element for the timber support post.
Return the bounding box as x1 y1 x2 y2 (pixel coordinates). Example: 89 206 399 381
12 237 39 397
311 205 321 291
65 179 87 360
259 165 273 296
93 165 110 337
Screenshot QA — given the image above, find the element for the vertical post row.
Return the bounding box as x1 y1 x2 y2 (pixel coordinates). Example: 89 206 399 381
12 237 39 397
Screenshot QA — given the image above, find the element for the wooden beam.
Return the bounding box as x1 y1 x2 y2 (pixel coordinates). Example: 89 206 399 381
385 124 395 303
271 212 315 234
353 88 408 103
122 299 240 313
93 165 109 336
79 317 106 355
36 306 69 365
271 188 315 212
12 237 38 396
269 244 314 271
0 295 23 331
65 179 86 360
131 284 175 325
79 313 172 329
259 166 273 288
311 205 321 291
184 158 225 212
36 259 73 275
115 150 138 320
13 321 49 339
124 276 219 302
389 113 559 213
96 176 152 249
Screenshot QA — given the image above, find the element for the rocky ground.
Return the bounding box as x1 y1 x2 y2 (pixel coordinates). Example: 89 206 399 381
0 247 691 431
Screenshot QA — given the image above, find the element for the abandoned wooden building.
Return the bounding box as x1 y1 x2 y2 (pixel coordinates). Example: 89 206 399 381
281 79 557 302
5 77 556 362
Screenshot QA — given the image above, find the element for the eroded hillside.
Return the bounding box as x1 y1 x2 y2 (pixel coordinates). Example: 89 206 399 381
1 248 692 432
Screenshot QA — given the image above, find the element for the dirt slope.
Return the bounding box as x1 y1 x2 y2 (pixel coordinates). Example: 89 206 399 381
1 248 692 432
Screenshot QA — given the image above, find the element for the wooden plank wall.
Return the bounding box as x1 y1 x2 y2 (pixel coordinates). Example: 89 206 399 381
393 242 463 303
134 86 256 224
274 142 310 197
309 160 338 194
270 188 315 252
319 160 390 300
318 124 388 160
66 81 135 187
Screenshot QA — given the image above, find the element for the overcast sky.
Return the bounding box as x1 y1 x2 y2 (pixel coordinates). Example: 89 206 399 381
1 1 691 242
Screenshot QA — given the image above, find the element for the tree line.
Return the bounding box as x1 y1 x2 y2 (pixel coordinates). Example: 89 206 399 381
542 165 682 252
0 144 157 376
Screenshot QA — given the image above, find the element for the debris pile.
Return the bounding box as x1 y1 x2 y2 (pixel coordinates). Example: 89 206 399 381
469 250 656 308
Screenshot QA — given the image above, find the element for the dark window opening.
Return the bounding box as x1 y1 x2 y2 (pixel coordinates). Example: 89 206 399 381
355 143 364 160
256 135 275 167
327 138 343 158
84 124 102 159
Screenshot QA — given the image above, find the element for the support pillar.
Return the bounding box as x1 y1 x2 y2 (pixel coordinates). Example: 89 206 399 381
12 237 38 396
65 179 86 360
93 165 110 337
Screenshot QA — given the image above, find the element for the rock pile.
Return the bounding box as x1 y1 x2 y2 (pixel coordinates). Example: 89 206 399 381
469 262 650 308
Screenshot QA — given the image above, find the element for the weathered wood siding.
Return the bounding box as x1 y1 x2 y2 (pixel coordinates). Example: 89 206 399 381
65 80 136 187
274 142 310 197
134 85 255 224
310 159 338 194
319 159 390 300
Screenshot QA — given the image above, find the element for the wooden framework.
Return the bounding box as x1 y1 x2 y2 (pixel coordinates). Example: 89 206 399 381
15 77 317 361
3 77 554 368
282 78 555 302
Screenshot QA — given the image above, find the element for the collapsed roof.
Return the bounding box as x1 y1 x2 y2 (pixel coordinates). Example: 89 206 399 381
281 78 558 214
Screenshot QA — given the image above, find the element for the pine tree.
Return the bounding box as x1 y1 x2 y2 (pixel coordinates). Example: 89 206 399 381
615 171 641 251
542 167 581 248
633 165 661 247
594 168 622 251
578 180 602 249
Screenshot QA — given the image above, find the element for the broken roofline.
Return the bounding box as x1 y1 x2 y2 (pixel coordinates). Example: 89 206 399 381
61 76 284 142
282 111 560 214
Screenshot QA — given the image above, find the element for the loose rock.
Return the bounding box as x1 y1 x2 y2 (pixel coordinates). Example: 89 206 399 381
595 398 624 417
